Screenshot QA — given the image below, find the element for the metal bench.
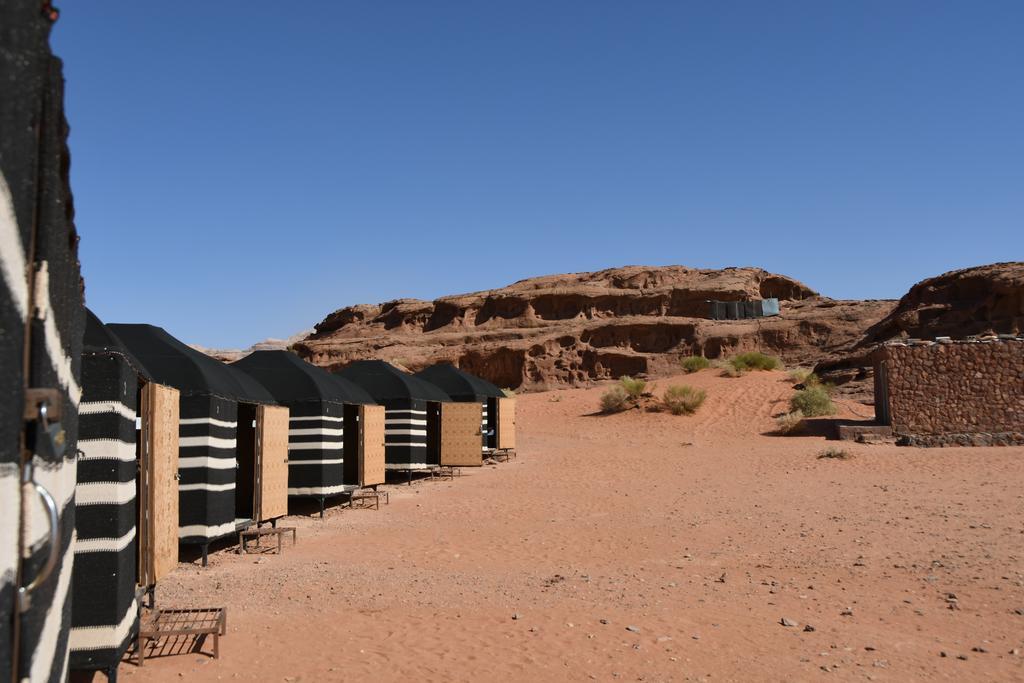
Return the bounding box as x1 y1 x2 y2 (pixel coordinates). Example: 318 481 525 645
237 525 296 555
136 607 227 666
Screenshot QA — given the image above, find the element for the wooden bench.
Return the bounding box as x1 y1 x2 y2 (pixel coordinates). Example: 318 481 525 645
237 525 296 555
347 487 389 510
136 607 226 666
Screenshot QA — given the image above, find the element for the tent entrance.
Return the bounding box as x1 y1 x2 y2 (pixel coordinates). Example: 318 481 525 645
235 404 258 522
486 397 499 449
137 382 180 588
496 397 516 450
358 405 386 487
426 401 442 465
254 405 289 521
441 402 484 466
342 404 360 485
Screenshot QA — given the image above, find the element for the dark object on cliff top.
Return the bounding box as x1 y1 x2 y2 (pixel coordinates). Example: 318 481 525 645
414 363 505 401
337 360 451 403
109 324 277 404
708 298 780 320
232 350 375 405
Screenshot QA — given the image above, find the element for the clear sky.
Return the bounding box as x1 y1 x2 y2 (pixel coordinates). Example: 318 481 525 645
52 1 1023 348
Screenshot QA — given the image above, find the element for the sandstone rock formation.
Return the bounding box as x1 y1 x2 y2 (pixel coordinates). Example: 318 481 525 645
814 262 1024 389
293 266 894 390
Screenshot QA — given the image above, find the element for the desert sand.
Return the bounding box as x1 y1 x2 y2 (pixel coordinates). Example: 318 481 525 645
120 370 1023 682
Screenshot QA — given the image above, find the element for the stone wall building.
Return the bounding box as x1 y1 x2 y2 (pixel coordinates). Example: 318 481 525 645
873 337 1024 447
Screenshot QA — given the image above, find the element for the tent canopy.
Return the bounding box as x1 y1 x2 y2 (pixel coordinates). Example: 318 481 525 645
83 308 152 380
414 363 504 401
232 351 375 405
336 360 451 403
107 323 276 404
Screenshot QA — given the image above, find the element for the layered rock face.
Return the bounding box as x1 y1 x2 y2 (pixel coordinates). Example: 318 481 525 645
815 262 1024 388
294 266 894 390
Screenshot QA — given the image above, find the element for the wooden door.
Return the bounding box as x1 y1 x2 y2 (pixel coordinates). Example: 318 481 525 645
255 405 289 521
497 397 516 449
359 405 385 487
138 382 180 587
440 402 483 467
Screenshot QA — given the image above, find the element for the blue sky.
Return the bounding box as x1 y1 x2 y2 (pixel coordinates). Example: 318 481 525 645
53 2 1023 348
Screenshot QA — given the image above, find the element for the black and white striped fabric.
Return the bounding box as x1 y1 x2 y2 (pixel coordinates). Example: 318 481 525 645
384 399 431 470
286 401 348 496
178 396 239 543
480 401 489 452
69 354 139 671
1 3 86 678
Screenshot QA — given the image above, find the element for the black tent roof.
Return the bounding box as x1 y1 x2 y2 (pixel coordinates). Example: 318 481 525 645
107 323 277 404
232 351 376 405
414 363 504 401
83 308 152 379
335 360 451 403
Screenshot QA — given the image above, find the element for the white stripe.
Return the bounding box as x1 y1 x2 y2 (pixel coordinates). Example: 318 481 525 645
69 596 138 652
290 415 344 423
78 439 136 462
0 466 18 586
180 435 236 449
79 400 136 421
180 417 237 428
179 521 235 539
385 418 426 426
74 526 136 554
76 480 136 506
385 462 431 470
179 455 237 470
387 409 427 416
27 530 75 683
33 262 83 405
0 173 29 317
385 428 427 436
288 441 343 451
288 483 358 496
289 427 344 436
179 482 235 492
289 458 344 466
24 455 77 554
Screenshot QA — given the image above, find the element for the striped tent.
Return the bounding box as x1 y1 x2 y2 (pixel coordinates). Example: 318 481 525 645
68 310 146 674
1 2 86 678
107 324 278 555
415 363 505 451
232 351 375 510
335 361 451 474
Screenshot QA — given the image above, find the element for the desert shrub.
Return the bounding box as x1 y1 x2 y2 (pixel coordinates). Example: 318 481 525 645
720 364 743 378
788 368 814 384
663 385 707 415
502 388 516 398
619 375 647 399
817 447 852 460
730 351 782 372
600 386 630 413
775 410 805 435
681 356 711 373
790 385 835 417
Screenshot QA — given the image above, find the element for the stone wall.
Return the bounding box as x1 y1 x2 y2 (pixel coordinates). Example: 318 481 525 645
875 337 1024 447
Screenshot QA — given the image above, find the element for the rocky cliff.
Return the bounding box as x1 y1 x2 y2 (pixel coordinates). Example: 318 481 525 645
814 262 1024 388
293 266 894 390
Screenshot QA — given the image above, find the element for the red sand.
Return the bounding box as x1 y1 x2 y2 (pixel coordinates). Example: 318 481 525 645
118 370 1024 682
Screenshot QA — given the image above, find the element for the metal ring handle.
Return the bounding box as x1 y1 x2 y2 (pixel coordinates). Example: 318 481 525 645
18 479 60 612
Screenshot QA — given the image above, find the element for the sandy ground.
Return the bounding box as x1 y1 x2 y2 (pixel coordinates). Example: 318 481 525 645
113 370 1023 682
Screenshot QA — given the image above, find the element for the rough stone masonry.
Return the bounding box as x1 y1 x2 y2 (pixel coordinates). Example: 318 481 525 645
873 337 1024 447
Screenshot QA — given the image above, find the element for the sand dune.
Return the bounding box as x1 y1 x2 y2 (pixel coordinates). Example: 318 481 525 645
121 370 1024 682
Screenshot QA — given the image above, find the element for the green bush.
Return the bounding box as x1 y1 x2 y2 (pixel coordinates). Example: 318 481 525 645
720 364 743 378
619 376 647 399
790 385 835 417
730 351 782 372
662 385 707 415
817 447 852 460
787 368 813 384
501 388 516 398
681 356 711 373
775 410 805 434
600 385 630 413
